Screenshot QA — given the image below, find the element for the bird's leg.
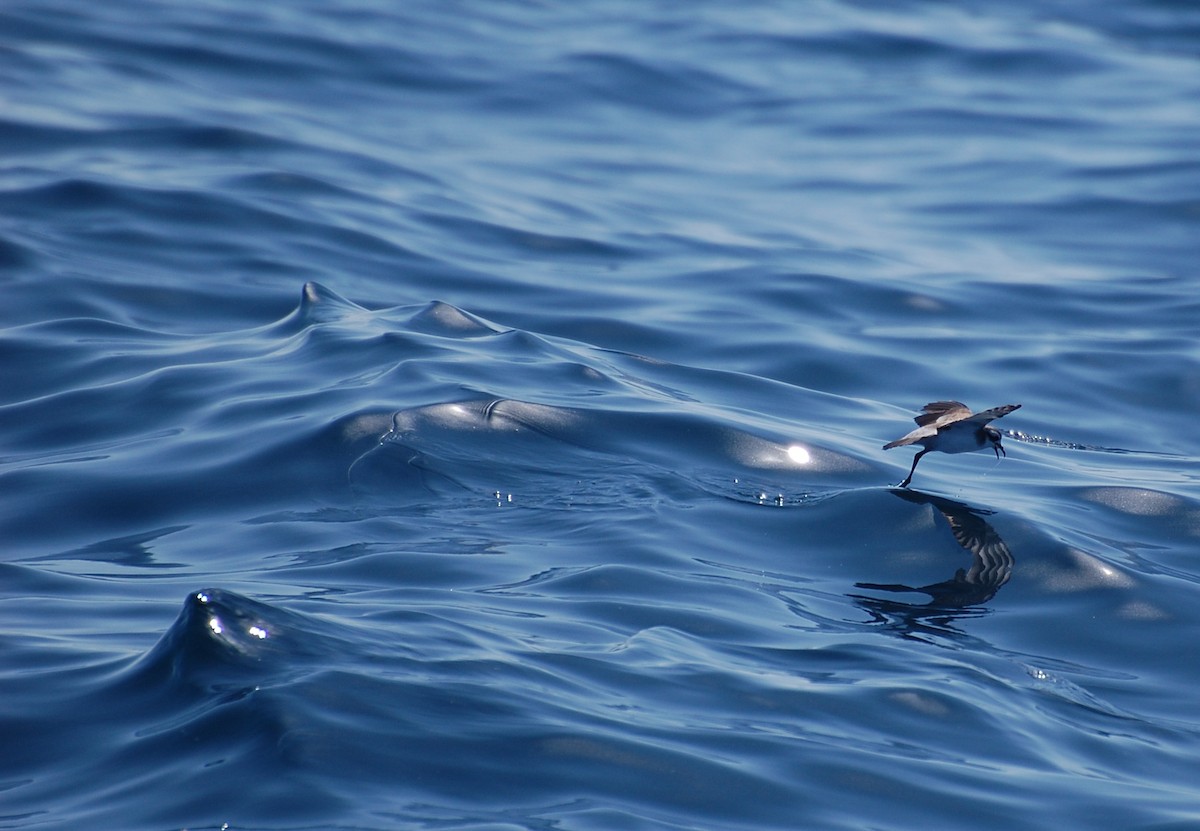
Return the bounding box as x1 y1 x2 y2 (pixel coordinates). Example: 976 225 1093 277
898 448 927 488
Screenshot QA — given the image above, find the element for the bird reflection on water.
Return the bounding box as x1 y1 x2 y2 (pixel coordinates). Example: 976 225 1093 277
855 488 1015 611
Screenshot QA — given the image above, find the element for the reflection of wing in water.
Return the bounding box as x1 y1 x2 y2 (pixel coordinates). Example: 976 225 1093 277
856 489 1014 607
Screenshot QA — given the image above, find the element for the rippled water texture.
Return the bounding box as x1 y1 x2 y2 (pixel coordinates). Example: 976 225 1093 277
2 2 1198 830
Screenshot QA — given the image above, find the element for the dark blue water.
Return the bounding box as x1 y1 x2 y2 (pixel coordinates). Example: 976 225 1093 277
2 1 1199 829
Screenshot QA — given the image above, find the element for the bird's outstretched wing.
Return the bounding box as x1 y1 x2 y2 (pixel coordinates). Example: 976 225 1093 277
883 400 969 449
913 400 971 427
961 403 1021 427
883 425 934 449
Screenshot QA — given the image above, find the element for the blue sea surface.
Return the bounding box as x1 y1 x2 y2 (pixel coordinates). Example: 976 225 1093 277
2 1 1199 829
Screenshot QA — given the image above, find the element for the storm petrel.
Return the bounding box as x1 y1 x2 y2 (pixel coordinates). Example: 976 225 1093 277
884 401 1021 488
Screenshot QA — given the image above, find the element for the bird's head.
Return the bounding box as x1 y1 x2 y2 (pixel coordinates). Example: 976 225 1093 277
984 426 1005 459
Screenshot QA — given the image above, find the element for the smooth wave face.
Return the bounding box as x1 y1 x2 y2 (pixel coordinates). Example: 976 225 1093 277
2 1 1199 830
4 284 1198 830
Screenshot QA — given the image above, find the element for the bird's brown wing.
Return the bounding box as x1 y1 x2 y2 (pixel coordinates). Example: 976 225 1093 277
883 401 966 449
883 424 935 449
913 400 971 427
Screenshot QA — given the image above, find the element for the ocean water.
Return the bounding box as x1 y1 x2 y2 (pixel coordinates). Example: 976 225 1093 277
2 1 1199 829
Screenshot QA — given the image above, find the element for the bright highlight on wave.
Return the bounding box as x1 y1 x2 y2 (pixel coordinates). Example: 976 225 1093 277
787 444 811 465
